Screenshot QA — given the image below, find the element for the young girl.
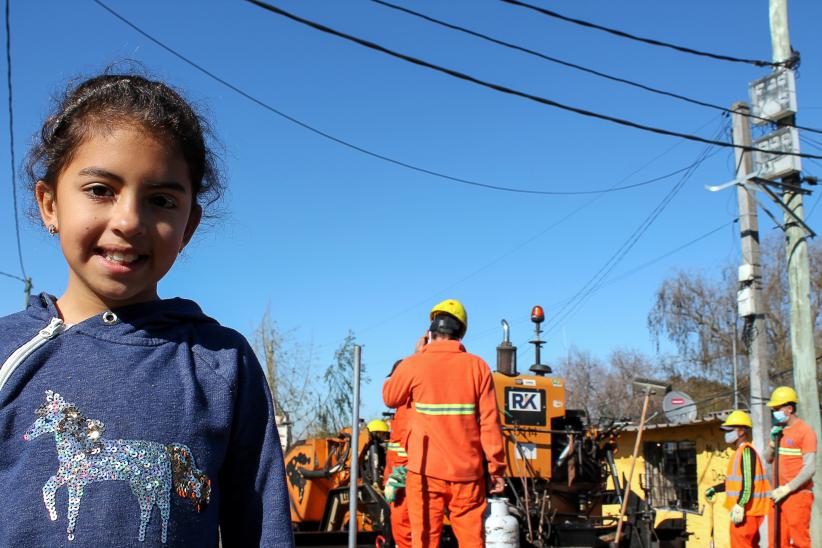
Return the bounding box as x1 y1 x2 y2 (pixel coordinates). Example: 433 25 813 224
0 74 293 546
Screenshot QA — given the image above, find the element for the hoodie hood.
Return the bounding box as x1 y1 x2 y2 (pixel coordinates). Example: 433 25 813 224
26 292 219 346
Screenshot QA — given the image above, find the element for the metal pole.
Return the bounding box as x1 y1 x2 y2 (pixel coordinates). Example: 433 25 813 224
23 277 31 309
769 2 822 545
774 430 783 548
348 345 362 548
731 104 771 459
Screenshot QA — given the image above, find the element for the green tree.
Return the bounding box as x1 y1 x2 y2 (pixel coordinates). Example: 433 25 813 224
315 331 369 436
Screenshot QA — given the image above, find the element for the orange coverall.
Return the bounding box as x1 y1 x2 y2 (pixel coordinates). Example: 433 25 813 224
383 339 506 548
771 418 817 548
385 402 412 548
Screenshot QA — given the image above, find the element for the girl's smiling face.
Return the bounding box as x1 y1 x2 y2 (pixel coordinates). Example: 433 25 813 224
36 124 201 319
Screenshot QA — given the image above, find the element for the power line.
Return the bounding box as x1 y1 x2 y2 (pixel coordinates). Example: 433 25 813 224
360 115 723 339
370 0 822 136
242 0 822 161
465 215 736 348
93 0 696 198
801 135 822 153
533 127 723 344
602 218 738 287
0 269 25 282
5 0 26 282
499 0 791 69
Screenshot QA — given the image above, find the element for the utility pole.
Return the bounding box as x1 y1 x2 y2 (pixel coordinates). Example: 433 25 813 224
730 103 770 461
769 2 822 545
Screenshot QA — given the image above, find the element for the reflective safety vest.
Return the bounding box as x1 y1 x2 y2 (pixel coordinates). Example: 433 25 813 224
724 442 772 515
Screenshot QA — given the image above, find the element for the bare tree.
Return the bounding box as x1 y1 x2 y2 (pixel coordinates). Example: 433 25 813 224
647 268 737 384
600 348 663 420
251 314 368 441
558 347 664 423
558 347 607 421
647 236 822 394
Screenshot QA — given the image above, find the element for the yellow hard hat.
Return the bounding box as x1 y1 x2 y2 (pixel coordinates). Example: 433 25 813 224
721 410 752 429
430 299 468 329
767 386 798 408
367 419 389 433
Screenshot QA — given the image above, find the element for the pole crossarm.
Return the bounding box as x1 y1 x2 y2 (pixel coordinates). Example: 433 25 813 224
749 177 816 238
705 171 816 237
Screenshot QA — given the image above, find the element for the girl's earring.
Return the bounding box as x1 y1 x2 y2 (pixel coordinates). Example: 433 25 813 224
47 224 58 236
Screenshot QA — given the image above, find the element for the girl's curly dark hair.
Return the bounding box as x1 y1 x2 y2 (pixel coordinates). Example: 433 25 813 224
25 72 224 216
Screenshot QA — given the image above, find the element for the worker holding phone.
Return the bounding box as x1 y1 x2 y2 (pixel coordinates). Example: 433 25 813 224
383 299 506 547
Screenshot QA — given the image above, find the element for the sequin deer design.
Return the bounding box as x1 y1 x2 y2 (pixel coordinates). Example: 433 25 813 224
23 391 211 543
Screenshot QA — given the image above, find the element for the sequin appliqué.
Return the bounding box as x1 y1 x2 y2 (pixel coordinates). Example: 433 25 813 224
24 390 211 543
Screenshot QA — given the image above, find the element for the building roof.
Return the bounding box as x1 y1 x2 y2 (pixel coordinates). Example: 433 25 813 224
622 409 733 432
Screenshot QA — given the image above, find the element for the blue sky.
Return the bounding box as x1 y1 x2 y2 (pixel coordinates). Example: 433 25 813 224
2 1 822 418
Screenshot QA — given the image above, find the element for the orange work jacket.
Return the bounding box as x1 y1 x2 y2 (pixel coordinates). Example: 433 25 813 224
776 418 817 490
724 442 772 515
382 339 505 482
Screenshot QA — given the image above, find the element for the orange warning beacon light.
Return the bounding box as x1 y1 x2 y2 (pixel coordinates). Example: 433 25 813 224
531 305 545 324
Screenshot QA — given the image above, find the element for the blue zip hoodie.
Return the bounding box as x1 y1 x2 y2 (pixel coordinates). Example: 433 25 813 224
0 293 294 547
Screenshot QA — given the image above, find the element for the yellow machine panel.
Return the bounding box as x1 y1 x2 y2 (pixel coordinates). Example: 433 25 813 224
493 372 566 478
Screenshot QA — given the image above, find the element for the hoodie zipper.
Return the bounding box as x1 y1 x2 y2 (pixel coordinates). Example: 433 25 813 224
0 317 66 394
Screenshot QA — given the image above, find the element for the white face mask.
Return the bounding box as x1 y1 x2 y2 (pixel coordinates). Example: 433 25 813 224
724 430 739 444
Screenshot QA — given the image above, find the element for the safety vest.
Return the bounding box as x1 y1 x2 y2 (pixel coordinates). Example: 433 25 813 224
724 442 772 515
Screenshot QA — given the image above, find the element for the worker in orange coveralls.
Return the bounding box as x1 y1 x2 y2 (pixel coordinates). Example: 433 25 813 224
383 361 412 548
383 299 506 548
766 386 817 548
705 410 772 547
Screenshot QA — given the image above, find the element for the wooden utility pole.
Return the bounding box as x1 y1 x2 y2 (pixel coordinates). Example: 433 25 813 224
769 2 822 545
731 104 770 461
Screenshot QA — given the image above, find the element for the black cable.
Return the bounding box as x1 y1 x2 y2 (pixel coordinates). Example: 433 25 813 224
801 135 822 153
371 0 822 136
0 269 25 282
242 0 822 161
538 127 722 339
603 218 738 286
94 0 697 198
5 0 26 281
465 215 736 347
500 0 791 69
359 115 723 339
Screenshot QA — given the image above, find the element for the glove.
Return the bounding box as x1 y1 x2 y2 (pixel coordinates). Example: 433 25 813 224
384 466 407 504
770 426 784 441
489 475 505 495
705 487 716 502
730 504 745 525
770 485 791 503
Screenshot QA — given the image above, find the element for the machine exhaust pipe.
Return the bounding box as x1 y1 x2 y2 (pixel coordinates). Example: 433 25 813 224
496 320 517 376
